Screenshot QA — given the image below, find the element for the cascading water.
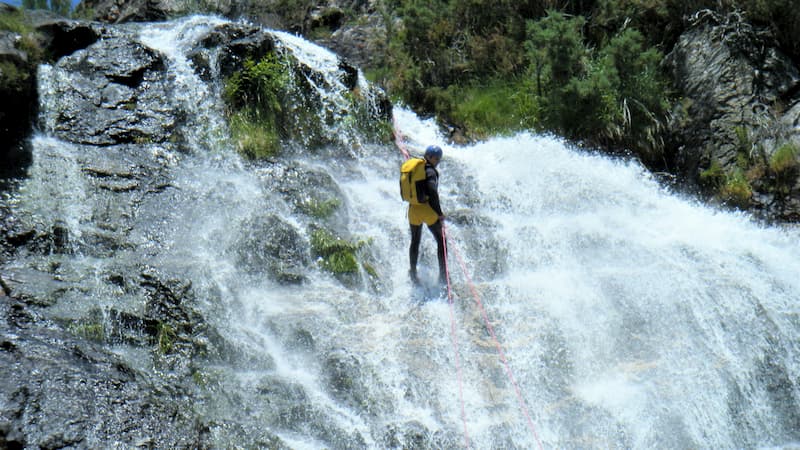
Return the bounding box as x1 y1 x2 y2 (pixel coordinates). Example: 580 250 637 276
6 14 800 450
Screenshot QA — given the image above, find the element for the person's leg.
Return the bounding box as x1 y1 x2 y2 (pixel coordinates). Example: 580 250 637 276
409 224 422 284
427 220 446 284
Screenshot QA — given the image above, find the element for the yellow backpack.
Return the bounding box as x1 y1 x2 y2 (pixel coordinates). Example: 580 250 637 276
400 158 428 204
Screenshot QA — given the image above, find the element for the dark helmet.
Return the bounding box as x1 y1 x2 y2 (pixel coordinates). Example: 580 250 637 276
424 145 443 159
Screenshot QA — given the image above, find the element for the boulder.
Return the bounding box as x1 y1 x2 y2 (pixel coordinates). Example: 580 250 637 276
233 212 311 284
43 36 177 146
33 18 103 59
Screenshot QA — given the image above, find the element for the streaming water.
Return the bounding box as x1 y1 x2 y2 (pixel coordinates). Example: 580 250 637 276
17 15 800 449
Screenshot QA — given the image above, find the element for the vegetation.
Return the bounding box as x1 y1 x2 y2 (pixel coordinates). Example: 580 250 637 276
69 321 106 342
310 228 364 275
0 8 32 33
223 54 290 160
769 141 799 193
156 322 177 354
300 198 342 220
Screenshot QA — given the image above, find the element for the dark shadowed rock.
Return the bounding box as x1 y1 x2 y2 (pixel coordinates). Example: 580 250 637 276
0 31 36 180
33 18 103 59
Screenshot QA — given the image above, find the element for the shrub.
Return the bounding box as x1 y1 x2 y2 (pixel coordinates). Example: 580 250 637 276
721 169 752 208
228 110 281 160
769 141 799 194
769 141 799 175
700 160 726 189
310 229 363 275
223 54 289 159
224 54 288 114
447 80 528 138
0 9 31 33
300 198 341 219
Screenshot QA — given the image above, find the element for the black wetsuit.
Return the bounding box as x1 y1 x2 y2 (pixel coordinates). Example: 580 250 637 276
409 162 446 284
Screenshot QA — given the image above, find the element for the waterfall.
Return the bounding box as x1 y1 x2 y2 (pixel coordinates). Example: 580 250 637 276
6 15 800 450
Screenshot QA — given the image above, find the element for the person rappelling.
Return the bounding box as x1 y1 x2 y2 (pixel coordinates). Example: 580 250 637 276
400 145 446 286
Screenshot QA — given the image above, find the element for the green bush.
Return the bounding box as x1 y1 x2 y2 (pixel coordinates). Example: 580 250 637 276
228 110 281 160
310 229 363 275
224 55 288 113
521 11 670 160
223 54 289 159
721 169 752 208
769 141 799 194
446 80 529 138
700 160 726 189
769 141 799 174
300 198 341 219
0 9 31 33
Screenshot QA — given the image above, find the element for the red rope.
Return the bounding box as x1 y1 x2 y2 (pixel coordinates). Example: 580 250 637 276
447 229 545 450
442 225 471 449
394 116 470 447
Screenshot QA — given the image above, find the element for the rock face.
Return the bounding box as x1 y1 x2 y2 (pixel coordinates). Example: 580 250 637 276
666 10 800 221
0 296 204 449
0 16 391 447
45 37 175 145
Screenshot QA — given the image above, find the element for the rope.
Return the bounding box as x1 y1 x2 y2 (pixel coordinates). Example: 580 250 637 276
394 116 470 447
395 117 544 448
447 232 545 450
442 225 470 449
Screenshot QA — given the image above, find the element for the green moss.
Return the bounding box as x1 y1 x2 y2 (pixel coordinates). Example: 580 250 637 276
300 198 341 219
769 141 799 175
720 169 752 208
69 322 105 342
310 228 363 274
229 110 281 160
157 322 177 354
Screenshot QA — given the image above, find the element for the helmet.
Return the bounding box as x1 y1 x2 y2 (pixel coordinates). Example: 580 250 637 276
424 145 443 159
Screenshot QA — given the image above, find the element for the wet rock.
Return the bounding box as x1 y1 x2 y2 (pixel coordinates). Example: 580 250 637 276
33 18 103 59
315 1 388 71
0 296 207 448
262 163 348 228
234 212 310 284
75 0 182 23
0 267 67 306
45 37 176 146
